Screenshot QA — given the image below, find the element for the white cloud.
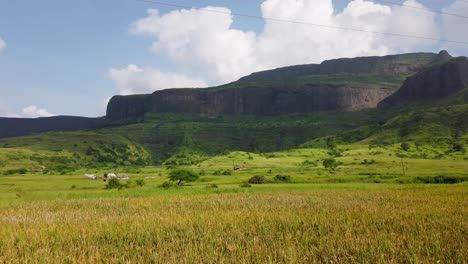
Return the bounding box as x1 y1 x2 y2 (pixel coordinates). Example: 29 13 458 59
0 38 5 51
0 98 20 118
129 0 439 85
442 1 468 55
22 105 55 118
108 64 207 95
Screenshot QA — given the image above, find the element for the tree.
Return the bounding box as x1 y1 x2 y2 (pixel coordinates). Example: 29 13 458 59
168 169 199 186
452 143 464 152
323 158 341 172
326 137 337 151
400 142 410 151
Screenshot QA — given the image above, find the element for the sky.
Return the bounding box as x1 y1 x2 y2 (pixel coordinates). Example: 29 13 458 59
0 0 467 118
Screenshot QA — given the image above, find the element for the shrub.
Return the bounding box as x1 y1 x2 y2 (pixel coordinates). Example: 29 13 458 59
301 160 318 166
248 175 266 184
240 183 252 188
414 176 467 184
3 168 28 175
360 159 376 165
222 170 232 176
135 179 146 187
159 181 174 189
452 143 464 152
205 184 218 189
105 178 124 190
274 175 292 183
400 142 410 151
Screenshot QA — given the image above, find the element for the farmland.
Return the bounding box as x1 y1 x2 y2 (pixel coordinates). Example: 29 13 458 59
0 145 467 263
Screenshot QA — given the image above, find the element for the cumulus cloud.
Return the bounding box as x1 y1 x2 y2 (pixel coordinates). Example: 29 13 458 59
0 99 20 118
108 64 207 95
22 105 55 118
442 1 468 54
0 38 5 51
130 0 439 85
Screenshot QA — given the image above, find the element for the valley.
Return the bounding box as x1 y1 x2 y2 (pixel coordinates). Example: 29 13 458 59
0 51 467 263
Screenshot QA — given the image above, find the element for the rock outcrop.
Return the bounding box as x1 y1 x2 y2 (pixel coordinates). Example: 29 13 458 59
106 51 453 120
379 57 468 106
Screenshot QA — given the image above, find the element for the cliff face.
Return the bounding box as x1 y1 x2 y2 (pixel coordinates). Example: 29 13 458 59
380 57 468 106
108 85 395 119
106 51 452 120
239 52 447 82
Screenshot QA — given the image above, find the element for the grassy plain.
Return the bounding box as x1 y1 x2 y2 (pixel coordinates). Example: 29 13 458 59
0 144 467 263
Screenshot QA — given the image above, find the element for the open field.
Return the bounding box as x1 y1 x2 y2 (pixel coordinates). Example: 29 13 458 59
0 143 467 263
0 182 466 263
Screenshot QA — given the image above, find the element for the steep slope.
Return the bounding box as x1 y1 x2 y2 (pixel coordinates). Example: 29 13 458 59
239 51 446 82
0 111 380 165
380 56 468 106
107 52 450 120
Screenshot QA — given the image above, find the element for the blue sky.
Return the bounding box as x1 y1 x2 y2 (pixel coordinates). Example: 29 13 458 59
0 0 466 117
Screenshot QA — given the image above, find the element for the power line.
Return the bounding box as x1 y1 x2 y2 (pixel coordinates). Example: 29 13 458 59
371 0 468 19
135 0 468 46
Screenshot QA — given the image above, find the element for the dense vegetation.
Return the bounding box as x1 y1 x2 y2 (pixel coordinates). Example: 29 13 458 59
0 51 466 263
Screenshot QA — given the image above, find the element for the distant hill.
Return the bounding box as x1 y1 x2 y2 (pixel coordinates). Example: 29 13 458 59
0 116 104 139
0 50 466 166
106 51 451 120
380 56 468 107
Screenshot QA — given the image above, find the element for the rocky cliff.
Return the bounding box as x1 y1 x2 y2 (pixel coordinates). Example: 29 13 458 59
379 56 468 106
106 51 452 120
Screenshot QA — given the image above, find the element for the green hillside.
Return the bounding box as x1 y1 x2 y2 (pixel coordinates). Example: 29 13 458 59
0 100 467 175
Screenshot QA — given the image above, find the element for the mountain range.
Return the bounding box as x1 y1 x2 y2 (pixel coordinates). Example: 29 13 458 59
0 50 466 167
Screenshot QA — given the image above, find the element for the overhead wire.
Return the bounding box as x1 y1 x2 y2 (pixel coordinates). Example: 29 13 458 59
135 0 468 46
370 0 468 19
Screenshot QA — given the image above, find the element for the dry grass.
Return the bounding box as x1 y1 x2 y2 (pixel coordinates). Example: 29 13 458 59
0 184 466 263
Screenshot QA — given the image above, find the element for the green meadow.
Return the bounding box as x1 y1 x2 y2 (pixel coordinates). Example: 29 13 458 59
0 144 467 263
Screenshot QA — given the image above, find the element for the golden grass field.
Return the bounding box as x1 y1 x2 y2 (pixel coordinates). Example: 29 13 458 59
0 184 467 263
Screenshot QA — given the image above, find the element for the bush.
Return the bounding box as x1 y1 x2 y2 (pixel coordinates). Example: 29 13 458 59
301 160 318 166
360 159 376 165
274 175 292 183
240 183 252 188
452 143 464 152
135 179 146 187
400 142 410 151
222 170 232 176
3 168 28 175
159 181 174 189
248 175 266 184
414 176 467 184
205 184 218 189
105 178 124 190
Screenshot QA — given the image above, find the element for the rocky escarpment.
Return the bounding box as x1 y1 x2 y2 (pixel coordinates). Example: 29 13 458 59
107 84 395 119
239 51 450 82
380 56 468 106
106 51 452 120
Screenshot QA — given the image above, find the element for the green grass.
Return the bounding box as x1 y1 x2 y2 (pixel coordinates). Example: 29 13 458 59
0 141 467 262
0 182 466 263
